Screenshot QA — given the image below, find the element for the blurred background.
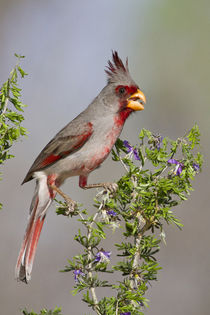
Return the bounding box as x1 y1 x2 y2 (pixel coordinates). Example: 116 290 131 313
0 0 209 314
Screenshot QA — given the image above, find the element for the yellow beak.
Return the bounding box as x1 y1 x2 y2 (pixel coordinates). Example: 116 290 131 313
126 89 146 111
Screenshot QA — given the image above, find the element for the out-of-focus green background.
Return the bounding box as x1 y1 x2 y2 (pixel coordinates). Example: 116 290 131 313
0 0 209 314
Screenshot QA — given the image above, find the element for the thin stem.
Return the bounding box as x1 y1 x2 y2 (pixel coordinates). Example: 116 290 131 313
78 211 85 221
0 96 9 116
129 170 150 290
119 156 129 172
129 175 141 289
86 211 100 314
115 299 119 315
0 82 9 129
129 222 142 289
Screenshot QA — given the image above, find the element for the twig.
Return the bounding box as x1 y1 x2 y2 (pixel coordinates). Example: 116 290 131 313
86 211 100 314
85 192 110 314
0 86 9 129
0 96 9 116
119 156 129 172
115 299 119 315
129 170 150 291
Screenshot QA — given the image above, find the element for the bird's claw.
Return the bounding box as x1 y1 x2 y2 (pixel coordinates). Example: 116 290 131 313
65 199 77 216
102 182 118 194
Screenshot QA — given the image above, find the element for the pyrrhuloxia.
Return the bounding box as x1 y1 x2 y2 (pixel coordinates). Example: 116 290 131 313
15 51 146 283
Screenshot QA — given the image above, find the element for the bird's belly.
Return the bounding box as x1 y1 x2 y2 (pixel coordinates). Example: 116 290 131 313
81 145 111 173
44 122 122 182
43 146 109 182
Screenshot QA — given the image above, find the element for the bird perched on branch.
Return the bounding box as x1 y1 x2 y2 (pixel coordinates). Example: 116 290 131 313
15 51 146 283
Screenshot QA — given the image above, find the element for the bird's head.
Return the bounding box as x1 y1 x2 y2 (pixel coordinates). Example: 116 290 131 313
101 51 146 122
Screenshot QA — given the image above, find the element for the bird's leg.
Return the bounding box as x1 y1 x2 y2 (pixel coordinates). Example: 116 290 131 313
50 184 77 214
79 176 118 193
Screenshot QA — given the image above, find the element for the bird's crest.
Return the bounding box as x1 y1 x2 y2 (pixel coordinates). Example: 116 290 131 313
105 51 130 83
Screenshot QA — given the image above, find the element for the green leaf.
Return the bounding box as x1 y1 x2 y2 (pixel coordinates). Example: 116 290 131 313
22 307 63 315
18 66 28 78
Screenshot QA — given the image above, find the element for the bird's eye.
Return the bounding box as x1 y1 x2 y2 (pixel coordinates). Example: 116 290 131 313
118 87 126 95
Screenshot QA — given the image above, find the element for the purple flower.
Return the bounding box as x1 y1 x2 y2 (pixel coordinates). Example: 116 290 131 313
95 250 111 263
107 210 117 217
167 159 184 176
73 269 84 282
123 140 133 152
168 158 179 165
123 140 140 160
133 148 140 161
193 163 200 172
120 313 131 315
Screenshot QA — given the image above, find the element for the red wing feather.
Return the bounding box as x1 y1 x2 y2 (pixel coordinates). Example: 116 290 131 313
22 121 93 183
40 154 61 167
39 131 92 168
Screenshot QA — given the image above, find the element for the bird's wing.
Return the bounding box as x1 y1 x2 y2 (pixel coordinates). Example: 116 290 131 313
22 120 93 183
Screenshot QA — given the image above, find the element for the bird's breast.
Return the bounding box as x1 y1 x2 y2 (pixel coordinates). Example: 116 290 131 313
81 118 123 172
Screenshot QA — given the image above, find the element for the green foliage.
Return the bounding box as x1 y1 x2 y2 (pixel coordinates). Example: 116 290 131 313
51 124 202 314
0 54 27 209
22 307 63 315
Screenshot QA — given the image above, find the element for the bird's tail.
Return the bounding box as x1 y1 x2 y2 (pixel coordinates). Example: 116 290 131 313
15 174 56 283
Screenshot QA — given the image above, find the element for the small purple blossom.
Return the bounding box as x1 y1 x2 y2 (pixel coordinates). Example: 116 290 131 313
133 148 140 160
193 163 200 172
120 312 131 315
123 140 140 160
95 250 111 263
168 158 179 165
107 210 117 217
167 159 184 176
123 140 132 152
73 269 84 282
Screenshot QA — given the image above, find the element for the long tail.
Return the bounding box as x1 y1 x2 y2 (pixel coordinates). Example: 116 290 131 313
15 174 56 283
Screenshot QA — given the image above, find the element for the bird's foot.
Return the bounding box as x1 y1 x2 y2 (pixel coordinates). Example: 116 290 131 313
65 198 77 216
82 182 118 194
81 181 118 193
101 182 118 193
50 184 78 216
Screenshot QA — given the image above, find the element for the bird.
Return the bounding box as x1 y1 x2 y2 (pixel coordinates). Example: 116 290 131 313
15 51 146 283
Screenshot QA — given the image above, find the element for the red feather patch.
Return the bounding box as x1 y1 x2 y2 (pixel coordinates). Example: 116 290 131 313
39 123 93 169
114 108 133 127
115 85 137 96
41 154 61 167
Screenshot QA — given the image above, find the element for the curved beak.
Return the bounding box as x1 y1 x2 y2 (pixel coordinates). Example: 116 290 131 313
126 89 146 111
